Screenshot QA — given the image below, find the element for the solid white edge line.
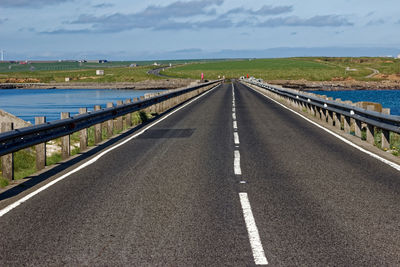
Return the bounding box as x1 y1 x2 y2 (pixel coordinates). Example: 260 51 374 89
247 84 400 172
234 150 242 175
0 84 220 218
234 132 240 145
239 192 268 265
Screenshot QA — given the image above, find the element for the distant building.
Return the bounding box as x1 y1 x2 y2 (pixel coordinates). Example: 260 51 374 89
87 60 108 63
397 54 400 59
153 62 159 66
65 77 70 82
129 63 137 67
96 70 104 76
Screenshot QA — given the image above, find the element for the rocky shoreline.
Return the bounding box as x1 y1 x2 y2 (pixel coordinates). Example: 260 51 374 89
0 79 194 90
268 79 400 91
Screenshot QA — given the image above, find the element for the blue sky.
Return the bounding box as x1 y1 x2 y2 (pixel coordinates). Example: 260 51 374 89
0 0 399 60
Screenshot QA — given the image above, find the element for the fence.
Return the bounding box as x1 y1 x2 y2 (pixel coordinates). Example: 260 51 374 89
0 80 221 181
242 79 400 151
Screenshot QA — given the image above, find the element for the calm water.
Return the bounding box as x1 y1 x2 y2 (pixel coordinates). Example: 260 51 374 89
0 89 163 124
313 90 400 115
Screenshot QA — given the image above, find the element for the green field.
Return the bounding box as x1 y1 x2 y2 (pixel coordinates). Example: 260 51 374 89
0 59 211 73
162 57 400 81
0 59 221 83
1 57 400 83
0 65 163 83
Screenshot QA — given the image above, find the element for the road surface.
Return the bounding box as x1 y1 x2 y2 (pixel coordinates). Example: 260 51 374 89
0 81 399 266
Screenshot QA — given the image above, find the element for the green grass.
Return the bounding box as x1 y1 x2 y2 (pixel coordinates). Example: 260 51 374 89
0 148 36 187
162 57 400 81
0 65 164 83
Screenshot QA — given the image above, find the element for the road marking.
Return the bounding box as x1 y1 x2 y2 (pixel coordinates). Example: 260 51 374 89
232 113 237 120
239 192 268 265
240 181 247 184
0 84 221 218
232 107 236 112
233 121 238 130
234 150 242 175
247 84 400 172
234 132 240 145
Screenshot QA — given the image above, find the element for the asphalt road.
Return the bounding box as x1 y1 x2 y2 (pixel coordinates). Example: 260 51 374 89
0 81 399 266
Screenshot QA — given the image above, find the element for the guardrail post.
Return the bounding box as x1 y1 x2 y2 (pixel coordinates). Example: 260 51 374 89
311 105 316 117
321 108 327 122
154 94 161 114
325 110 332 125
35 117 46 171
334 113 341 129
354 120 362 138
366 124 375 145
382 108 391 115
61 112 70 160
116 100 124 132
79 108 88 151
381 129 390 149
124 99 132 127
106 103 114 137
94 105 102 144
343 116 351 134
1 122 14 181
144 94 150 113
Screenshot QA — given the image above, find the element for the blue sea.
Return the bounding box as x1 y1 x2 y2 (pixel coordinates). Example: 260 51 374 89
0 89 163 124
313 90 400 116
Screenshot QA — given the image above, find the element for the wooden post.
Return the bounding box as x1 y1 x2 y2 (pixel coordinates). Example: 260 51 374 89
125 99 132 127
1 122 14 181
354 119 362 138
334 113 341 129
61 112 70 160
94 105 102 144
327 110 334 125
310 105 316 117
116 100 124 132
366 124 375 145
320 108 326 122
343 116 351 134
79 108 88 151
35 117 46 171
381 129 390 150
106 102 114 137
382 108 391 115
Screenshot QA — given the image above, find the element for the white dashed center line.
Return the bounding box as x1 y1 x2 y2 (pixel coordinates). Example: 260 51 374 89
234 150 242 175
239 193 269 265
232 83 268 265
234 132 240 145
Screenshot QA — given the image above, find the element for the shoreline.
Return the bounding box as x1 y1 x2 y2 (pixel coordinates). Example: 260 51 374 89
268 79 400 91
0 79 195 90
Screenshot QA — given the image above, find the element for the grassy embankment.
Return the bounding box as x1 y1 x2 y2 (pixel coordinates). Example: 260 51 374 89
0 111 151 188
162 57 400 81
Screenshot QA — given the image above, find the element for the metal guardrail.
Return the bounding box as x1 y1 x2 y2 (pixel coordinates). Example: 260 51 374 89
0 80 221 157
242 79 400 135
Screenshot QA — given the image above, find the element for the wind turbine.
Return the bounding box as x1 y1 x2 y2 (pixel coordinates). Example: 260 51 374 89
0 50 4 61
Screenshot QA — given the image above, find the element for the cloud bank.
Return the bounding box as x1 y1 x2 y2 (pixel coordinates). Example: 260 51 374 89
0 0 73 8
41 0 353 34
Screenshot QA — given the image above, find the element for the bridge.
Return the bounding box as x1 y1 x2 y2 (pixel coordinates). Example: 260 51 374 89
0 80 399 265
